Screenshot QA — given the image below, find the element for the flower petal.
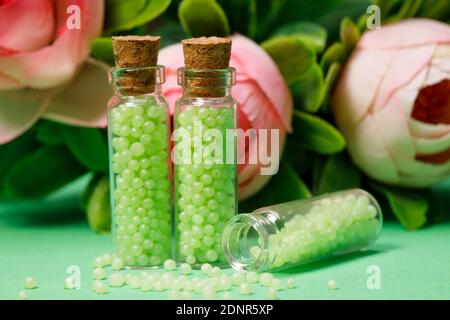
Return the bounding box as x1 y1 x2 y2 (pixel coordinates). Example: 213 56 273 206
43 58 111 127
424 63 449 87
238 167 273 201
234 80 285 131
0 0 54 52
53 0 104 41
0 71 21 89
409 119 449 139
414 132 450 155
231 34 293 131
358 19 450 49
0 88 51 144
398 171 450 188
0 0 104 89
373 97 415 159
394 154 450 186
344 115 399 184
432 45 450 73
333 49 394 124
373 45 436 112
158 43 185 74
158 43 186 113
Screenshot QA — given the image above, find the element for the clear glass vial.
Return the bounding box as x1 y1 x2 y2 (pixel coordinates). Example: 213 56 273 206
173 68 238 265
108 66 171 268
222 189 382 272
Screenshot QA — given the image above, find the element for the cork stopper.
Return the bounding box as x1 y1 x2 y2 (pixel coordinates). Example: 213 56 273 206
111 36 161 95
181 37 232 97
112 35 160 67
182 37 232 69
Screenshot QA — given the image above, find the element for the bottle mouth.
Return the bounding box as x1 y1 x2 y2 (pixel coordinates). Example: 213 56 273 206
109 65 166 88
222 212 278 272
177 67 236 88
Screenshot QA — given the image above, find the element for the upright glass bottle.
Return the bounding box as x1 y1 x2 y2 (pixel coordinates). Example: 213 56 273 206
173 66 238 265
108 36 171 268
222 189 383 272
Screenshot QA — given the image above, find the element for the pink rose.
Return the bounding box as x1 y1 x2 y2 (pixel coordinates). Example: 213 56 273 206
333 19 450 187
159 34 293 200
0 0 110 144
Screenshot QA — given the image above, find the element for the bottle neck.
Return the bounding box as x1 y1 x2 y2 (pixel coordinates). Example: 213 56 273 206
109 66 165 96
182 86 231 98
222 211 280 272
178 67 235 98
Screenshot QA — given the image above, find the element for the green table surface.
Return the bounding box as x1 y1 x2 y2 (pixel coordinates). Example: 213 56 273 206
1 177 449 300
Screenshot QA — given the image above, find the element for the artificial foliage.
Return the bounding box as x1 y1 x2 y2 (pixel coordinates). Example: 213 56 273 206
0 0 448 232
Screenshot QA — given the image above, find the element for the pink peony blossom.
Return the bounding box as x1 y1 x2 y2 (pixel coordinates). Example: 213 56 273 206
0 0 111 144
333 19 450 187
159 34 293 200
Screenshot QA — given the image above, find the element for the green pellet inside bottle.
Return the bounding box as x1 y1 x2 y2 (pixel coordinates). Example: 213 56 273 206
174 106 236 264
223 189 382 272
109 100 171 267
262 194 380 270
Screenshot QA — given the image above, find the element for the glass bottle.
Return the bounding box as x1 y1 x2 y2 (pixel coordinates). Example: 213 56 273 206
222 189 383 272
108 66 171 268
173 68 237 265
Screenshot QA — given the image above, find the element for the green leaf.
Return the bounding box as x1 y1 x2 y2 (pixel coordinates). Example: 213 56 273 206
291 110 346 155
418 0 450 20
397 0 423 19
356 14 368 33
290 63 325 113
178 0 230 37
128 0 172 29
324 62 342 96
371 183 428 230
384 0 423 23
321 62 342 114
340 17 360 50
272 22 327 53
255 0 288 40
60 125 108 173
91 37 115 66
105 0 171 33
0 130 37 189
261 36 316 84
320 42 347 74
312 155 326 195
84 175 111 233
218 0 257 37
151 18 186 48
105 0 146 32
315 152 361 194
267 0 371 42
36 121 63 146
373 0 398 18
284 139 314 176
239 159 311 213
4 146 86 198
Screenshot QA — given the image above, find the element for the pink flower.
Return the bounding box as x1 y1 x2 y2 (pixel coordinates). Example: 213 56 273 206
159 34 293 200
0 0 111 144
333 19 450 187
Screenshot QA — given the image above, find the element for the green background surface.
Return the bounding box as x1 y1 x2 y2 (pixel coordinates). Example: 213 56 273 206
0 177 449 300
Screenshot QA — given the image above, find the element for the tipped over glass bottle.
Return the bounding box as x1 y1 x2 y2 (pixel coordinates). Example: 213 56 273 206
222 189 383 272
108 36 171 268
173 67 238 265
